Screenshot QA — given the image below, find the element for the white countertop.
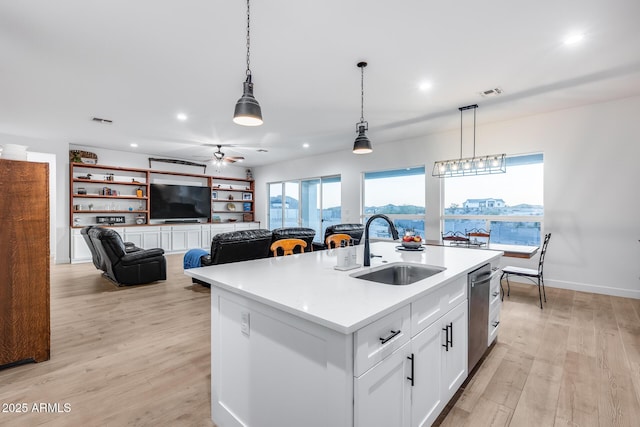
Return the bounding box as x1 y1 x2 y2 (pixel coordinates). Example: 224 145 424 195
185 242 502 334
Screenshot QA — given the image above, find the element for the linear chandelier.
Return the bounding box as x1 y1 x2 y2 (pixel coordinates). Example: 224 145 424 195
432 104 506 178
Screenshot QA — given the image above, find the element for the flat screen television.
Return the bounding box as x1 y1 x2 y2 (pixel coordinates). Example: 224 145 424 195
150 184 211 220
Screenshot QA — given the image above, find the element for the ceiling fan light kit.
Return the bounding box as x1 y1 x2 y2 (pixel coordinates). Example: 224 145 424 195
352 61 373 154
432 104 506 178
233 0 263 126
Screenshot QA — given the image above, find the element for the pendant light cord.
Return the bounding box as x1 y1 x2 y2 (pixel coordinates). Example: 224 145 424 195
473 106 476 158
360 64 365 123
245 0 251 76
459 108 463 160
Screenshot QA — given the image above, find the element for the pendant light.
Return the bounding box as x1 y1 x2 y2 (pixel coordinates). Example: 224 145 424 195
432 104 506 177
352 61 372 154
233 0 263 126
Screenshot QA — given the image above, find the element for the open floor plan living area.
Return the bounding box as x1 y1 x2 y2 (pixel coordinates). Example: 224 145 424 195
2 1 640 426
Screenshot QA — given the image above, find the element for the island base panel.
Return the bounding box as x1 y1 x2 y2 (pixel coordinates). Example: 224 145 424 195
211 290 353 427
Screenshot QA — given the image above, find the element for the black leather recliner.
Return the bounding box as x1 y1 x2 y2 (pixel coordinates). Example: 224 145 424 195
270 227 316 256
87 227 166 286
81 225 140 271
313 223 365 250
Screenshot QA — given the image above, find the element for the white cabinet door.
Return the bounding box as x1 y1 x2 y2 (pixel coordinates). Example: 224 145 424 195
411 321 443 427
201 225 211 249
160 228 172 251
355 341 411 427
171 226 202 251
440 301 468 402
71 229 93 263
123 229 143 248
142 229 161 249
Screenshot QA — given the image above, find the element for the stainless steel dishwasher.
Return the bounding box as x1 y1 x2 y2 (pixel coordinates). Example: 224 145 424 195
467 263 495 371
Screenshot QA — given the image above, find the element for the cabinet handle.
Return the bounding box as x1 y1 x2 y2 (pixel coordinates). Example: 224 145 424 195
442 326 449 351
379 330 401 345
407 354 414 387
492 321 500 328
448 322 453 348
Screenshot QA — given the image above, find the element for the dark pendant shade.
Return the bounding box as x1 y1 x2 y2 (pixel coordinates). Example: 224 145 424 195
353 124 372 154
233 76 263 126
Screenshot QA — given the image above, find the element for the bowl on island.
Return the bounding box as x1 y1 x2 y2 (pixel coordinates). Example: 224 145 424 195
401 240 423 249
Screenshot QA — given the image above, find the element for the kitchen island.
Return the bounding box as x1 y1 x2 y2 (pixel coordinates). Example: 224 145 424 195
185 242 502 427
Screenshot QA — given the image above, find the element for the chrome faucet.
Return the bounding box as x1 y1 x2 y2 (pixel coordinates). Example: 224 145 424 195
363 214 400 266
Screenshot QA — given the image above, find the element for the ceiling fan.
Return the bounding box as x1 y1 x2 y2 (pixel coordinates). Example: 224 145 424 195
208 145 245 164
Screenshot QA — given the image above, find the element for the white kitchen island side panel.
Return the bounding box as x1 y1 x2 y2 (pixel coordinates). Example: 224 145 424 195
212 288 353 427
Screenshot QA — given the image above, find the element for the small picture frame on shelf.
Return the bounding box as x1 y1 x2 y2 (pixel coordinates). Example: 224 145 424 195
243 202 251 212
211 191 218 200
242 192 252 200
212 215 221 223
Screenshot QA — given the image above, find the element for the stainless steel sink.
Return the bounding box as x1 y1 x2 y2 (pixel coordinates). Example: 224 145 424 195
351 262 446 286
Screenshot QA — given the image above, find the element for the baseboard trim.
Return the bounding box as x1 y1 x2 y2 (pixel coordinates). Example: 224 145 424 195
507 277 640 299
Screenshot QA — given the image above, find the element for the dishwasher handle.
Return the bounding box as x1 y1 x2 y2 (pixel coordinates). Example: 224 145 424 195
471 269 501 287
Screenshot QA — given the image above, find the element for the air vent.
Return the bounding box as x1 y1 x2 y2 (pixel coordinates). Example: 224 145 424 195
480 87 503 97
91 117 113 124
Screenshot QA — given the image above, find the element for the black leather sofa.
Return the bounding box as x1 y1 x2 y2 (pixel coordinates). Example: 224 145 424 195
193 229 273 287
86 227 167 286
201 229 273 266
313 223 365 250
270 227 316 256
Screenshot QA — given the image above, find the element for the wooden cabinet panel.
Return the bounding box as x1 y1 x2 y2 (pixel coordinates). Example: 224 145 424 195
0 159 50 367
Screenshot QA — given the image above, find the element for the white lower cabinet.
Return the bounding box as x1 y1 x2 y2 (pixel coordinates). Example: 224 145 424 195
411 320 443 427
171 226 201 251
355 300 468 427
440 301 468 399
355 341 412 427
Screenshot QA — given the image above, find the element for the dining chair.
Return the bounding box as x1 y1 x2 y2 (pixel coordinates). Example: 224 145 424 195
465 228 491 246
500 233 551 309
326 233 354 249
270 238 308 257
441 231 469 246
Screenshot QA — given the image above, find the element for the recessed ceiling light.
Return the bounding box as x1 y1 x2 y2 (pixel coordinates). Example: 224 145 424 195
177 113 188 121
419 81 433 91
303 143 310 148
563 32 584 45
130 143 138 148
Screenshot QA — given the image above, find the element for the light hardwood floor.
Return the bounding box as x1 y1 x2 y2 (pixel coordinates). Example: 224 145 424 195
1 255 639 426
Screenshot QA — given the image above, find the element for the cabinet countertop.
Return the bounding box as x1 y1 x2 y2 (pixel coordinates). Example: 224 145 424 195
185 242 502 334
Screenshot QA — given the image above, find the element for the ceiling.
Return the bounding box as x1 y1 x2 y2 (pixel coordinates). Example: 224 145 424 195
2 0 640 167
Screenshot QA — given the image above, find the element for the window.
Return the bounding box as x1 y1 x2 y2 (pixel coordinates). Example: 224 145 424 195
268 176 341 242
442 154 543 245
362 166 425 238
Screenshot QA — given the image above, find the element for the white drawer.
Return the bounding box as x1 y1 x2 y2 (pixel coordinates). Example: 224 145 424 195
488 305 501 346
354 305 411 377
442 275 467 312
411 275 467 337
489 285 501 312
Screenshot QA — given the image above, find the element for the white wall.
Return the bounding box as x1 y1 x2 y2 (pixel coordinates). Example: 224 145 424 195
255 95 640 298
